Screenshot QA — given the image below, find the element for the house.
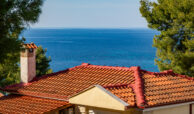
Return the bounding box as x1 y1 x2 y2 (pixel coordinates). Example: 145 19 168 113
0 43 193 114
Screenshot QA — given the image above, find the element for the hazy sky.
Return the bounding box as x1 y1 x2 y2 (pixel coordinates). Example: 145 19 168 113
32 0 151 28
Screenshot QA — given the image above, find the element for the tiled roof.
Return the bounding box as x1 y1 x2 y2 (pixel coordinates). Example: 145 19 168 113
0 94 70 113
141 70 194 108
104 84 136 107
23 43 38 49
2 63 194 109
3 63 135 100
103 69 194 108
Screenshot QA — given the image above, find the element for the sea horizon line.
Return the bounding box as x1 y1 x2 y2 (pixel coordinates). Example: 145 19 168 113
29 27 150 30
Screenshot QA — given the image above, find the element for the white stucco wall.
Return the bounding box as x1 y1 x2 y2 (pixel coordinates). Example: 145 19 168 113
70 86 127 111
28 53 36 81
20 56 28 83
75 106 121 114
70 85 143 114
20 49 36 83
144 104 190 114
89 109 121 114
75 105 142 114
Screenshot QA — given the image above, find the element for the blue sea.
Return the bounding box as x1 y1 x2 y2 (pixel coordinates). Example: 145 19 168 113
22 28 159 72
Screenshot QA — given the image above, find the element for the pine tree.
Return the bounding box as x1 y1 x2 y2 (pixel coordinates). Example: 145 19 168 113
0 0 44 88
36 46 53 76
0 0 43 63
0 52 20 87
0 46 53 87
140 0 194 77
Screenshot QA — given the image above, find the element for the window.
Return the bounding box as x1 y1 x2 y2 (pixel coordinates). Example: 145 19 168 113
59 107 74 114
89 110 95 114
68 108 74 114
190 104 193 114
59 108 68 114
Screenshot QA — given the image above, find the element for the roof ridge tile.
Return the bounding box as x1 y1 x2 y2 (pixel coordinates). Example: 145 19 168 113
80 63 134 71
1 63 193 109
142 69 194 81
131 66 146 109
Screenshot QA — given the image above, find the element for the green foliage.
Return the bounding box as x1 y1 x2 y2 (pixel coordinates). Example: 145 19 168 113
0 0 43 64
36 46 52 76
0 53 20 87
0 46 52 87
0 0 52 88
140 0 194 77
0 0 45 87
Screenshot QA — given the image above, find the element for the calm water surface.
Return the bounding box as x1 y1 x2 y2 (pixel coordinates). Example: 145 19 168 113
22 28 159 72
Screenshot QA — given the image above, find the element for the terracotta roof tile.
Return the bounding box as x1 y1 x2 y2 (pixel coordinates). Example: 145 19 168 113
2 63 194 109
141 70 194 108
104 84 136 107
3 63 135 100
0 94 70 114
131 66 145 108
23 43 38 49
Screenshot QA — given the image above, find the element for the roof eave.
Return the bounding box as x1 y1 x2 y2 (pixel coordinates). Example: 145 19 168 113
143 101 194 112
